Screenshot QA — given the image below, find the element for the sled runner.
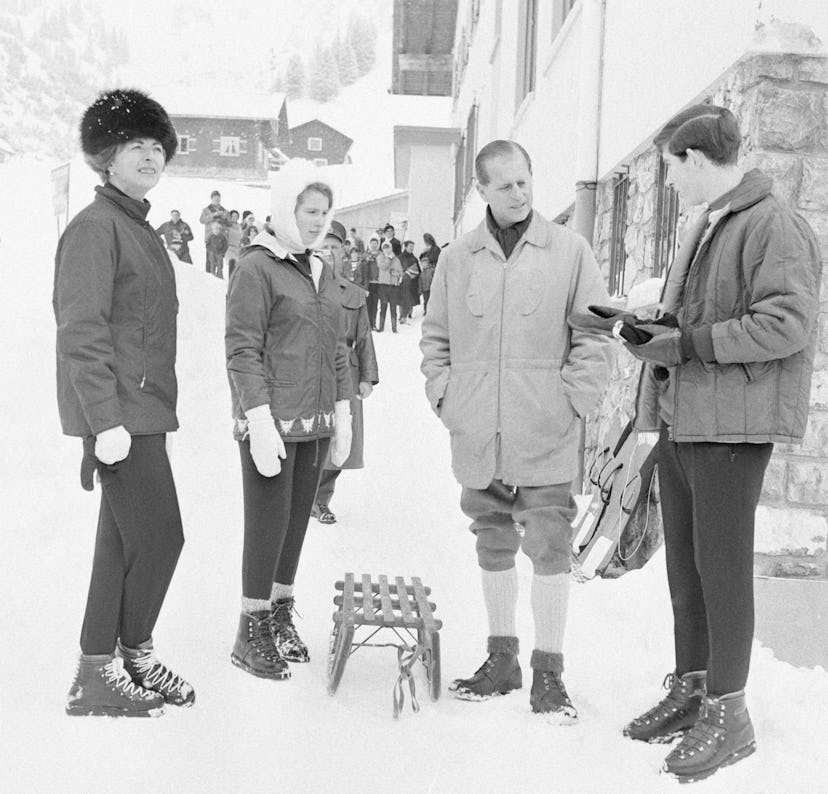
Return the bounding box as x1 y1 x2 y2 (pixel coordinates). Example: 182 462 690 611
572 420 662 580
328 573 442 718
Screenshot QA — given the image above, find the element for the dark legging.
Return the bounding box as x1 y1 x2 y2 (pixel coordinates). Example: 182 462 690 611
658 424 772 695
377 284 399 331
239 438 330 598
80 434 184 655
367 283 380 328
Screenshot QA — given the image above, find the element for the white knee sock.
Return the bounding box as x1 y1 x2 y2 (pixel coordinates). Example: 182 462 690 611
531 573 569 653
271 582 294 602
241 596 271 615
481 567 518 637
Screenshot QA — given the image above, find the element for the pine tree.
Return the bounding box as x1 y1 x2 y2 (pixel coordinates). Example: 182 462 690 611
285 52 305 99
335 34 359 87
307 42 340 103
347 10 377 76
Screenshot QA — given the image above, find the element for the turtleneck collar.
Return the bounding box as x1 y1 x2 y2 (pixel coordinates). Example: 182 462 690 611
95 182 151 223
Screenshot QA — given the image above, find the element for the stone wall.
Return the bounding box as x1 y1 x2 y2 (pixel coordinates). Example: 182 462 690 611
586 52 828 576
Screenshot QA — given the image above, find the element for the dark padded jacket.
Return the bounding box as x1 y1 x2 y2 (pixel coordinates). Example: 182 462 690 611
53 184 179 437
225 233 353 442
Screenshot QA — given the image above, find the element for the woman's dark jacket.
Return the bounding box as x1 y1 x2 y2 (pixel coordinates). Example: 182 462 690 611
225 234 353 442
53 184 179 438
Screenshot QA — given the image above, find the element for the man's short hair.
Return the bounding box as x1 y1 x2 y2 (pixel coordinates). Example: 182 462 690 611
384 224 395 232
654 104 741 165
211 190 221 198
475 140 532 185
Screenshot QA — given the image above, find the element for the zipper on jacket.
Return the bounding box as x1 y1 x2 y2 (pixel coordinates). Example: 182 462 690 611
496 256 508 436
140 273 149 388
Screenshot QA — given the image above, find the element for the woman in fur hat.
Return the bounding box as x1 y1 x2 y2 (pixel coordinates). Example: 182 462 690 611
54 88 194 717
225 160 353 679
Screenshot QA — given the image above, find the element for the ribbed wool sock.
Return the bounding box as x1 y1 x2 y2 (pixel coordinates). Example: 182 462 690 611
481 567 518 638
531 573 569 654
270 582 294 602
241 596 271 615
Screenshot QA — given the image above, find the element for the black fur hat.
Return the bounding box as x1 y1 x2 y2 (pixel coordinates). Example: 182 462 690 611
80 88 177 162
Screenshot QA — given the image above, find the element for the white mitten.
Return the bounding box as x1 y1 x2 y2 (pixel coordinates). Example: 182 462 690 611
95 425 131 464
246 404 286 477
330 399 352 467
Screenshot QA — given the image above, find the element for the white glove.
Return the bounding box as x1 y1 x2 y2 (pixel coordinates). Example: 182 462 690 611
246 404 286 477
330 399 352 467
95 425 131 464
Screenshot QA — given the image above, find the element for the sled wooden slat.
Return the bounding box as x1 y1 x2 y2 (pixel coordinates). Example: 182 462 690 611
395 576 415 624
361 574 378 624
328 573 443 707
411 577 439 633
377 575 396 624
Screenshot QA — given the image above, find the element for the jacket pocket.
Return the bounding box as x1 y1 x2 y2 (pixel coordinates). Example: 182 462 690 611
441 369 489 431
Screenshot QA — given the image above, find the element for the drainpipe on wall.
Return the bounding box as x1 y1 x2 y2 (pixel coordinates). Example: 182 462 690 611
572 0 606 491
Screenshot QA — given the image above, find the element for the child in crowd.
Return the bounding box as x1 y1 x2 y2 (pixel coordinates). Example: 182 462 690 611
206 220 228 278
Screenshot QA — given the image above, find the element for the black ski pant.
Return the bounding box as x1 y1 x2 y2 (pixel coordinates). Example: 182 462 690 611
80 434 184 655
377 284 398 331
658 424 772 695
315 467 341 507
367 283 380 328
239 438 330 598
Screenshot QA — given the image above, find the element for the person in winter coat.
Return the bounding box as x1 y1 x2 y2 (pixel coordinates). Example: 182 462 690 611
421 232 441 268
54 89 194 718
350 226 365 253
382 223 402 257
310 221 379 524
399 239 421 322
418 251 435 315
225 209 243 279
240 210 259 247
364 235 381 329
225 160 354 680
199 190 229 272
347 248 369 289
156 209 193 263
420 140 612 722
376 241 403 332
620 106 821 783
206 219 229 278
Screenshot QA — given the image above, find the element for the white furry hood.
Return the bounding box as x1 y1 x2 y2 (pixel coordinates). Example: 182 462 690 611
267 159 335 254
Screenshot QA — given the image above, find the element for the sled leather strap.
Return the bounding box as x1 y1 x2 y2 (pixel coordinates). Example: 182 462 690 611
392 645 421 719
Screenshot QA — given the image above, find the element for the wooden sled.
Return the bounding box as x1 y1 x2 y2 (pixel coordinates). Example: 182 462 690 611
572 421 661 580
328 573 442 718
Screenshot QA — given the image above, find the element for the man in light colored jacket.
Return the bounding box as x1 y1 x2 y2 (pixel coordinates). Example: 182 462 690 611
621 105 821 783
420 140 612 722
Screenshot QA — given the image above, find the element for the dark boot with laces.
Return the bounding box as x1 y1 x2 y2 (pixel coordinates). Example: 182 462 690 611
529 650 577 723
624 670 706 743
662 690 756 783
117 639 195 707
231 610 291 679
271 597 310 663
66 654 166 717
448 636 522 700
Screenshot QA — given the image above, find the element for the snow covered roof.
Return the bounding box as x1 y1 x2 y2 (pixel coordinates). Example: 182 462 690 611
153 87 287 121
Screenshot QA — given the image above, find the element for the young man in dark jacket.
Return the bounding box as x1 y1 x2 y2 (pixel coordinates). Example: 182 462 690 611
156 209 194 263
622 105 821 783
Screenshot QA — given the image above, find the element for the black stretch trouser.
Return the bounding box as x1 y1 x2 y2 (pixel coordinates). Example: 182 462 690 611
367 283 380 327
377 284 398 331
315 467 340 507
239 438 330 598
80 434 184 655
658 424 772 695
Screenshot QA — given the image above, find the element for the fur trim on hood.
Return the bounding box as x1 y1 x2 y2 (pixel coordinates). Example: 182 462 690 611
268 159 335 254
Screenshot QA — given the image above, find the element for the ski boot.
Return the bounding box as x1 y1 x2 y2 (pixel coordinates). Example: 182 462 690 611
66 654 165 717
231 610 291 679
271 597 310 663
448 636 522 700
624 670 706 743
529 651 577 723
117 639 195 707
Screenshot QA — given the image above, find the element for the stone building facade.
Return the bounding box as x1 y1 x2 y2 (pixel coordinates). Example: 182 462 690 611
588 52 828 576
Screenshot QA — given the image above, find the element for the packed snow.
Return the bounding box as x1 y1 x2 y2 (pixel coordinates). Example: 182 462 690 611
1 160 826 793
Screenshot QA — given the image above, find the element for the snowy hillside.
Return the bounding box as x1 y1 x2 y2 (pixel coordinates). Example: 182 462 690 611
1 160 827 793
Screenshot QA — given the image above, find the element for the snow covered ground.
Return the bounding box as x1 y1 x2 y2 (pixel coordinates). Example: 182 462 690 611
1 161 827 793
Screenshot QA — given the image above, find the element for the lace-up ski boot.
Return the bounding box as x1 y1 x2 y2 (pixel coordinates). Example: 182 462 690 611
231 610 291 679
624 670 706 743
662 690 756 783
448 636 522 700
271 597 310 663
117 639 195 707
66 654 166 717
529 651 578 723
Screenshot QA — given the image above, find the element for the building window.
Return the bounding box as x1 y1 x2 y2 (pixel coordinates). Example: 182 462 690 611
654 158 680 277
219 137 241 157
454 134 467 221
307 137 323 152
516 0 538 109
551 0 577 40
313 158 328 167
609 169 629 297
464 103 479 197
178 135 193 154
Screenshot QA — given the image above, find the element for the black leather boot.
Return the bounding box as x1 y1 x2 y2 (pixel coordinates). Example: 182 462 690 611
448 636 522 700
231 610 290 679
624 670 706 743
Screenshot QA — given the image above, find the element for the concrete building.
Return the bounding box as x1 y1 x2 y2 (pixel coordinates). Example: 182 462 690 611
419 0 828 576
